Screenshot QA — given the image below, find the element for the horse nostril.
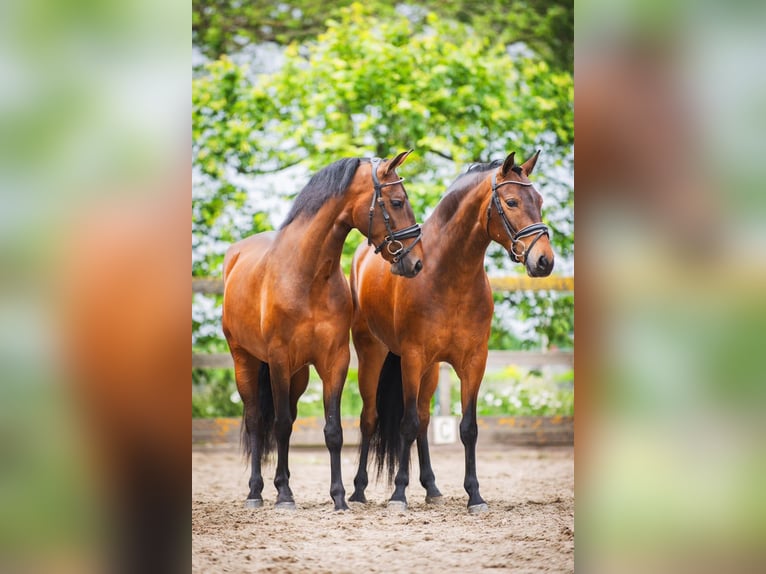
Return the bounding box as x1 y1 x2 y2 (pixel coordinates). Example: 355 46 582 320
414 260 423 273
537 255 548 270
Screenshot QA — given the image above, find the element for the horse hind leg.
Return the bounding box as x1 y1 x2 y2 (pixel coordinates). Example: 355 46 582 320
349 336 389 504
315 347 352 511
387 352 424 511
231 348 272 508
416 364 443 504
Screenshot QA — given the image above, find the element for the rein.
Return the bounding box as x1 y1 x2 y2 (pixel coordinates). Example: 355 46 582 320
486 172 549 264
367 158 422 263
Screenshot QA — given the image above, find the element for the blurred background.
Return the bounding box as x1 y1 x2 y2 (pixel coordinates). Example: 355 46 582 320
0 0 764 573
0 0 189 572
577 0 766 572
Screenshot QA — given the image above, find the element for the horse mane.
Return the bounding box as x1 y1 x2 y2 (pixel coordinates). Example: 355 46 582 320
431 159 499 224
280 157 362 228
432 159 525 224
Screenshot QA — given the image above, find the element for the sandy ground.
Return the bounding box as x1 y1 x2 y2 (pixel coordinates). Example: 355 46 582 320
192 443 574 573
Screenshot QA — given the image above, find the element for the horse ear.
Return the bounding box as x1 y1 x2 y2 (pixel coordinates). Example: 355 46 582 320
501 152 516 176
384 149 414 175
520 149 541 176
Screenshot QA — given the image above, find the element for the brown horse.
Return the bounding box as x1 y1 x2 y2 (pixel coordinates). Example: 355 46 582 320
222 152 424 511
348 151 554 512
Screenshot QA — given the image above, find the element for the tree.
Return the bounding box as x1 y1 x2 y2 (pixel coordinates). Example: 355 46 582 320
193 3 572 274
193 0 573 73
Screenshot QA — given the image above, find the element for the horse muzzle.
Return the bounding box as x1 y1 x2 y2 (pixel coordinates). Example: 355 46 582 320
525 253 554 277
391 257 423 278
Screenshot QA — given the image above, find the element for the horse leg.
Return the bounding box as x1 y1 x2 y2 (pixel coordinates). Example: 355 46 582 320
388 352 423 510
315 347 352 511
455 356 489 513
267 357 296 509
416 364 443 503
289 365 310 422
349 330 388 504
230 347 268 508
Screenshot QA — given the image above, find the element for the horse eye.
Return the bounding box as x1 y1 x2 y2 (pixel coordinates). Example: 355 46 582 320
391 199 403 208
505 199 518 208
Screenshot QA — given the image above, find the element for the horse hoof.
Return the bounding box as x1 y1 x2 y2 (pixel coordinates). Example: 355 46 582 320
468 502 489 514
244 498 263 509
387 500 407 511
425 495 445 505
334 502 350 512
275 501 296 511
349 493 367 504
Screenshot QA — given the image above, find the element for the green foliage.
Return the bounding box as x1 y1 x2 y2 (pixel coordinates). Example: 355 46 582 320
193 0 572 72
192 365 573 418
474 367 574 416
192 368 241 417
192 367 365 419
494 290 575 349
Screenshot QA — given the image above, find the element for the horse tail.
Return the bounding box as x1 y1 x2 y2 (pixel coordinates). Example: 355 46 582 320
241 362 276 463
371 352 404 485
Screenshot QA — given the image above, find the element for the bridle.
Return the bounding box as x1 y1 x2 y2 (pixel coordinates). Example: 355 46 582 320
486 171 550 264
367 158 422 263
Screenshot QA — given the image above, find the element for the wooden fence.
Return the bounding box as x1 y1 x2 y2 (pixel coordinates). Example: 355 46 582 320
192 275 573 295
192 275 573 444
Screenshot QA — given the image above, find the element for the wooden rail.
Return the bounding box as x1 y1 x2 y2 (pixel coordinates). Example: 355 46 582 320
193 350 573 371
192 415 574 447
192 275 573 295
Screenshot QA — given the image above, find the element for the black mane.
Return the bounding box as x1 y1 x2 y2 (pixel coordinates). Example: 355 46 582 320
433 159 524 223
280 157 362 228
433 159 503 223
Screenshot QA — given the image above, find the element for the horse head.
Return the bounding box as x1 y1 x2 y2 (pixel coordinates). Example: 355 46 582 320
486 150 555 277
361 149 424 278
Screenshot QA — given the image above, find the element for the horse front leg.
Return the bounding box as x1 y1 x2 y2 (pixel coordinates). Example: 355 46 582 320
267 357 296 509
316 347 352 511
388 352 424 510
455 354 489 513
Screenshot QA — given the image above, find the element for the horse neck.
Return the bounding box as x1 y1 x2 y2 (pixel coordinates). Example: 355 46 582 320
423 180 493 278
277 197 352 282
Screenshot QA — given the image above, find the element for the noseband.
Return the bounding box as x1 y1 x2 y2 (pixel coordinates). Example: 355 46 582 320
367 158 422 263
486 172 550 264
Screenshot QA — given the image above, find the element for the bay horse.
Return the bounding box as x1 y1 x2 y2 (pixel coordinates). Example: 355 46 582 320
348 151 554 512
222 151 424 511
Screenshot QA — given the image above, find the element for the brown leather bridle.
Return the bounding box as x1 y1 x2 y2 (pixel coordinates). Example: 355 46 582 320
367 158 422 263
486 172 550 264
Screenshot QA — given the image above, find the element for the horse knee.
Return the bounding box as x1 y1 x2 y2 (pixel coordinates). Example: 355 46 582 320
360 405 377 438
323 420 343 450
459 417 477 445
274 415 293 441
400 411 420 442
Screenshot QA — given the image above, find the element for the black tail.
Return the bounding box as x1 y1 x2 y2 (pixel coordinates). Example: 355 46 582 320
241 362 276 463
371 352 404 485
